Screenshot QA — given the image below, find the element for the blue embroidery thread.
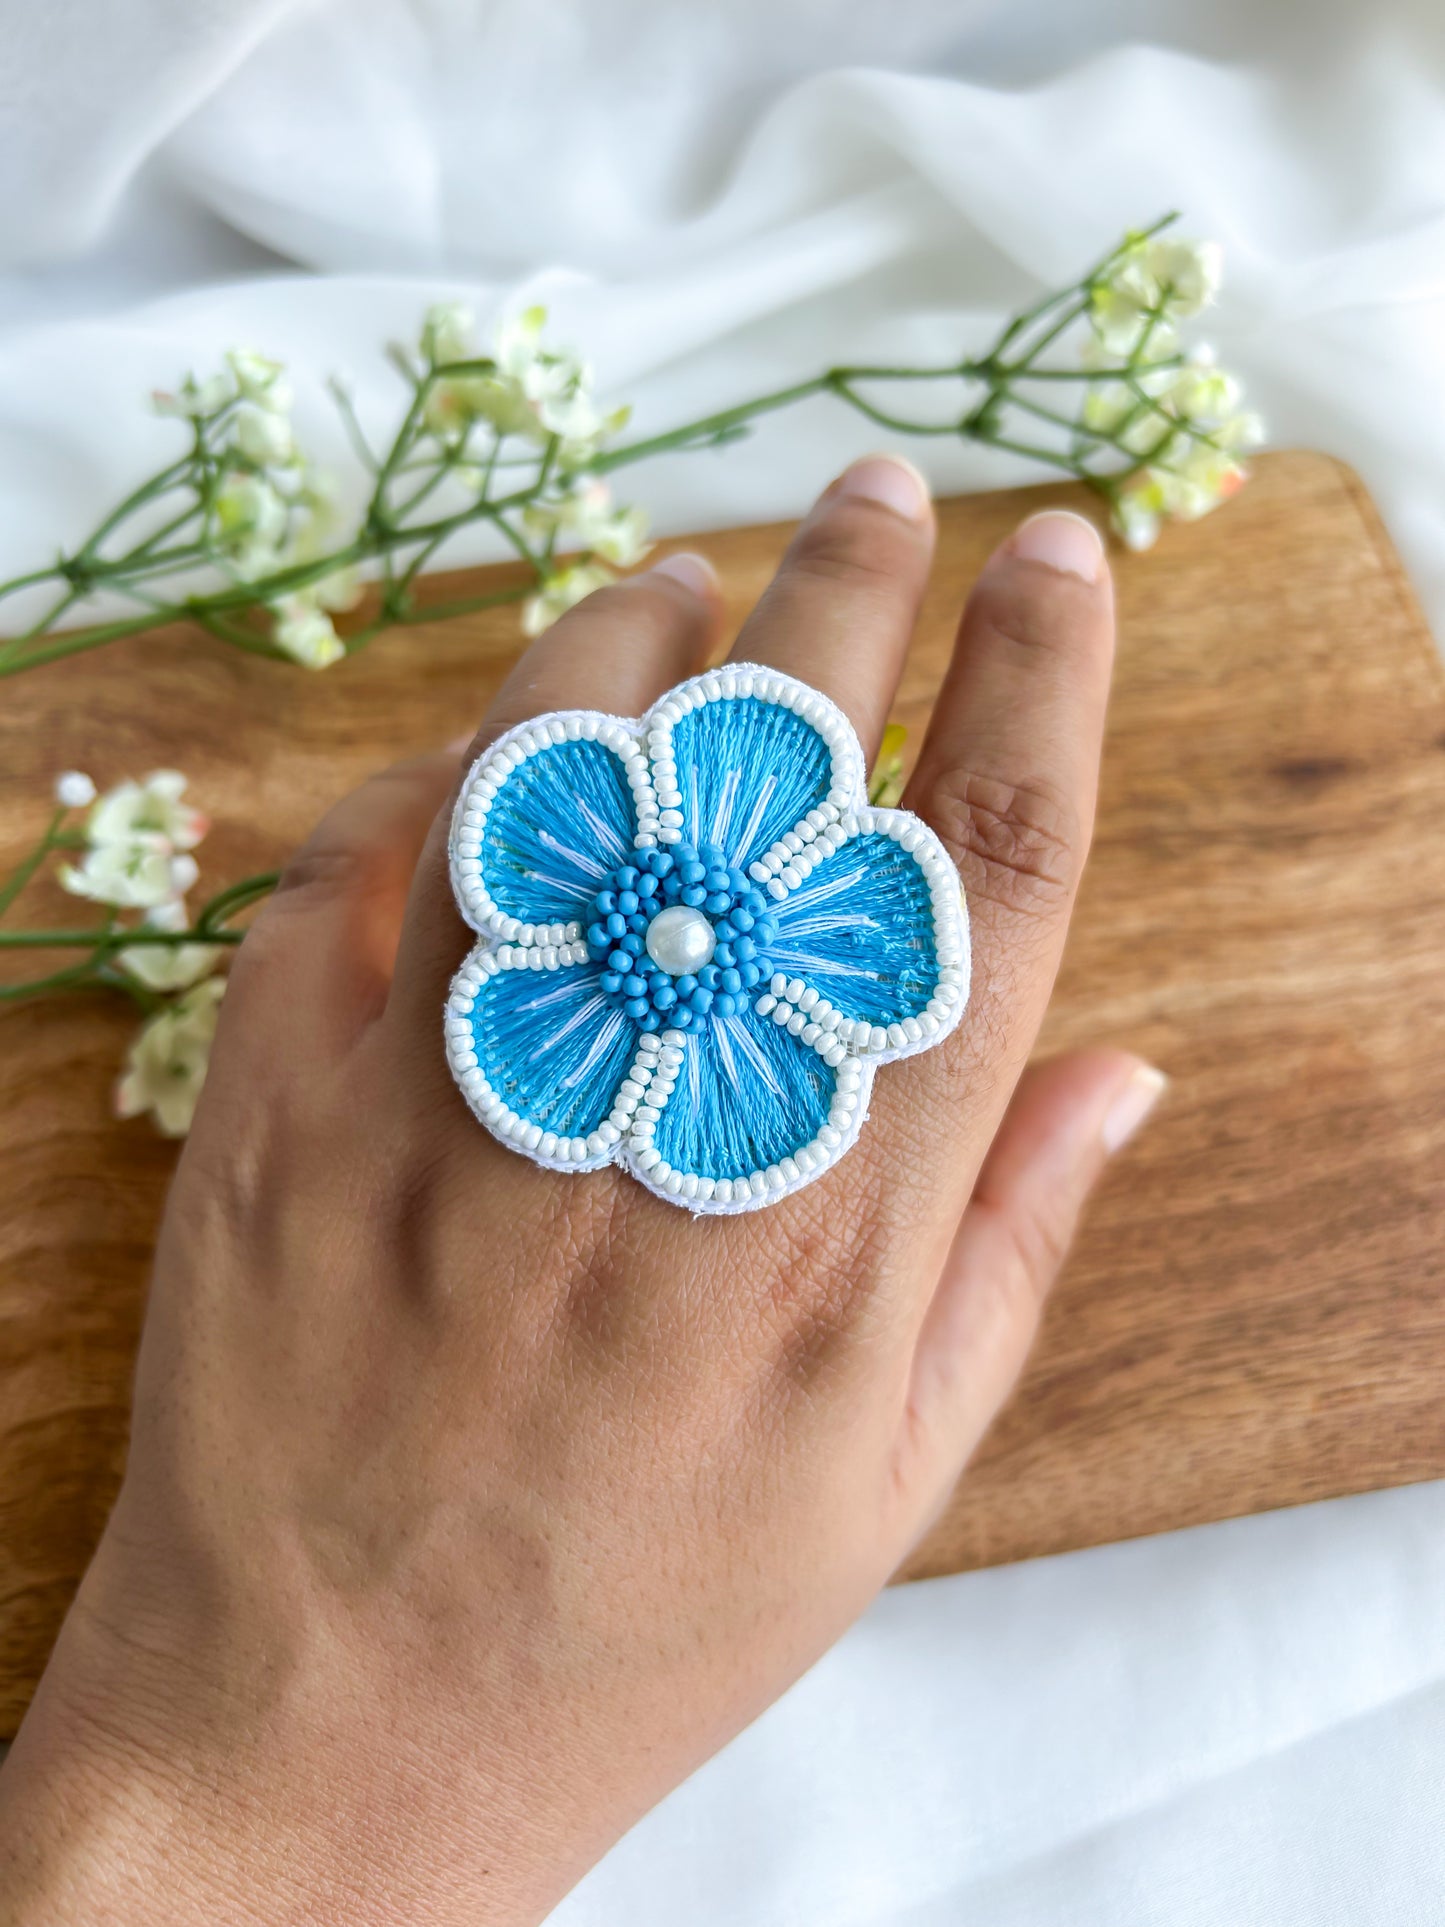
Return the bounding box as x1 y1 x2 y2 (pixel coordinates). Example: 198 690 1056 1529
445 663 970 1214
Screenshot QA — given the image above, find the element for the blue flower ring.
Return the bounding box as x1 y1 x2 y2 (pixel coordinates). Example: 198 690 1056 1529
444 663 970 1214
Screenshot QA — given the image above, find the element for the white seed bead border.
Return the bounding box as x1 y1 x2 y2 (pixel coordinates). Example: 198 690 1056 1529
443 664 970 1213
449 709 659 945
753 806 971 1064
617 1022 878 1216
444 947 665 1173
444 949 879 1211
642 660 864 858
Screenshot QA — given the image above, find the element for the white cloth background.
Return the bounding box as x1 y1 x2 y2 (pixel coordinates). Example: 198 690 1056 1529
2 2 1443 1916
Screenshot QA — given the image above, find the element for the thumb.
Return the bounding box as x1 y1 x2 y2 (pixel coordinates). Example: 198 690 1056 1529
894 1048 1167 1547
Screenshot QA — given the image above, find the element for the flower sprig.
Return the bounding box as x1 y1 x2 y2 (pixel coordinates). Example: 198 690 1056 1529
2 728 918 1138
0 215 1256 680
0 771 273 1133
0 214 1261 1136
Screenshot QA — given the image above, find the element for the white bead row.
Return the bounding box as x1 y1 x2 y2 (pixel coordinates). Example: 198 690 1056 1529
747 808 851 900
450 711 657 941
493 939 590 972
623 1025 871 1214
750 806 970 1061
582 1032 671 1157
641 662 862 847
444 949 615 1170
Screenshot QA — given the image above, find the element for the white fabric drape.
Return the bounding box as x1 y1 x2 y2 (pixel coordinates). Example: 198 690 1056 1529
3 3 1443 1915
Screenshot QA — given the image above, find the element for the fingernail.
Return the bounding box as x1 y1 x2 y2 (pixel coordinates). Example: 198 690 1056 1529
832 453 932 524
650 551 718 599
1010 509 1105 582
1102 1063 1169 1154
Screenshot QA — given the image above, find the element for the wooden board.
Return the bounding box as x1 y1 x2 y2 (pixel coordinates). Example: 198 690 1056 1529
2 450 1443 1735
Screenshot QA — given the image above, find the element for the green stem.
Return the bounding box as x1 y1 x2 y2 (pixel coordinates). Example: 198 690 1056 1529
195 871 281 933
0 212 1194 681
0 808 65 916
76 450 196 563
14 586 81 643
1005 295 1092 374
0 608 192 675
329 379 381 474
190 608 287 660
0 959 111 1003
0 927 244 950
0 561 70 603
391 583 530 627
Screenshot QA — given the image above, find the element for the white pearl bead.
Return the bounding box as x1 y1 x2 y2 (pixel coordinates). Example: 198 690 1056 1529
644 904 717 975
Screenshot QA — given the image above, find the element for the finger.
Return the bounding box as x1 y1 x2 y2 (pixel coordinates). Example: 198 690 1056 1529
903 507 1115 1129
893 1050 1167 1547
219 749 461 1063
465 551 722 763
727 453 935 760
387 552 721 1038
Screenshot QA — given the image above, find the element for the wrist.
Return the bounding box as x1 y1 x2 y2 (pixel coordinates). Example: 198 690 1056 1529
0 1536 568 1927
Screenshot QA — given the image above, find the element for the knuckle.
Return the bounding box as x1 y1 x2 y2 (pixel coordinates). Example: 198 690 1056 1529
920 765 1081 923
270 762 439 908
271 839 369 906
985 1193 1072 1316
785 498 922 594
969 571 1106 661
749 1184 895 1399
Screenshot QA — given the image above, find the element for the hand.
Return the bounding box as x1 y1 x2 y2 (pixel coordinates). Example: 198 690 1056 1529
0 458 1162 1924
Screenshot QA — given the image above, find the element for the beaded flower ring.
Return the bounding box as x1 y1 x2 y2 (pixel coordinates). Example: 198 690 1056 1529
444 663 969 1214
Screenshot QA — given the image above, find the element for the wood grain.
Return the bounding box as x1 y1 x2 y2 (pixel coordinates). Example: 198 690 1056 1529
2 450 1443 1735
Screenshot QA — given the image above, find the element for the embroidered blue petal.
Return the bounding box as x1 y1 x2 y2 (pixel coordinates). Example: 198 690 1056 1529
769 830 943 1025
472 739 637 928
468 960 638 1138
652 1008 836 1182
667 695 835 869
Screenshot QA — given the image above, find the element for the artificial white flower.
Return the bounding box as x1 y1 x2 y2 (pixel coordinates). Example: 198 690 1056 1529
582 500 648 567
1078 328 1179 373
1167 361 1242 426
1109 437 1248 548
422 374 503 439
1216 410 1266 452
1111 484 1163 552
1144 237 1223 316
417 305 626 465
151 373 232 419
115 977 226 1137
421 302 476 367
1089 260 1160 357
1158 443 1249 521
215 472 288 575
226 348 292 413
54 770 96 809
270 483 363 613
1090 234 1223 356
524 480 651 567
118 898 223 993
60 838 197 910
272 593 345 669
493 306 549 381
87 770 208 853
1079 383 1173 456
233 405 296 468
521 561 616 637
314 566 363 613
537 386 604 450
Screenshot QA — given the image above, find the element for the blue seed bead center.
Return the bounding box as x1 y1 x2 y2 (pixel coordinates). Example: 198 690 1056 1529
584 840 779 1031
